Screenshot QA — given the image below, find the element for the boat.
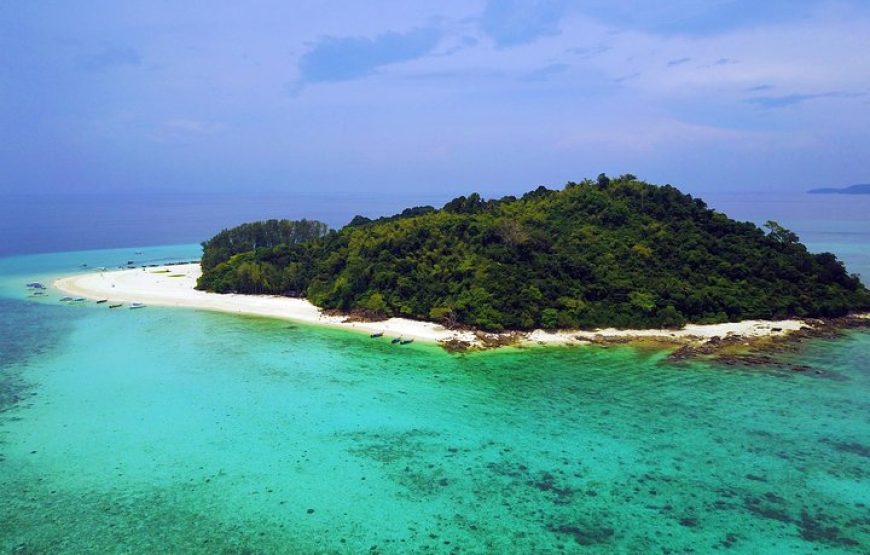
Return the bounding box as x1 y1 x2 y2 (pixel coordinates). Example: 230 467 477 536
31 291 46 296
96 299 108 304
26 282 46 289
129 303 146 309
370 331 384 338
391 337 403 344
109 304 123 309
400 338 415 345
72 297 86 302
60 297 73 302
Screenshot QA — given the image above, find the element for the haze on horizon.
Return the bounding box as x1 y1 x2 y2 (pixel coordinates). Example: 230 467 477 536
2 0 869 200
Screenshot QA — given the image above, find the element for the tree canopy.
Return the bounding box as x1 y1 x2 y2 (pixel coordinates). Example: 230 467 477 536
197 177 870 330
200 218 329 273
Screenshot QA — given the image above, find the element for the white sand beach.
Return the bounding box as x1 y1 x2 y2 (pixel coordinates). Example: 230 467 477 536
54 264 479 345
54 264 812 349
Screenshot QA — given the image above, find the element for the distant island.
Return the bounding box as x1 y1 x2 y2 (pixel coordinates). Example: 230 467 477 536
197 175 870 331
808 183 870 194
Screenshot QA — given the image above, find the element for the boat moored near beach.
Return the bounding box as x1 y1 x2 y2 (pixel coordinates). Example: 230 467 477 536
391 336 403 344
109 303 123 308
129 302 146 309
370 331 384 338
96 299 108 304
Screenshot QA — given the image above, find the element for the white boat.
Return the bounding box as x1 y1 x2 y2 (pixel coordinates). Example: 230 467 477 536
129 302 146 309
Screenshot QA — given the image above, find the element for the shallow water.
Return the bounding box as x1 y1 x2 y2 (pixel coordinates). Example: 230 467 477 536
1 245 868 554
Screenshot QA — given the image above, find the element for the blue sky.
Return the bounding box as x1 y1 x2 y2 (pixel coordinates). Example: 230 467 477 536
2 1 869 198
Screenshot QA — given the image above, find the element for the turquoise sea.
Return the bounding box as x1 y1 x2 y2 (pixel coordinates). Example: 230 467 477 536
1 194 869 553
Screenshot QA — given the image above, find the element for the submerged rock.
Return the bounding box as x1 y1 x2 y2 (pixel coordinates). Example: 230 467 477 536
546 523 615 546
798 508 858 546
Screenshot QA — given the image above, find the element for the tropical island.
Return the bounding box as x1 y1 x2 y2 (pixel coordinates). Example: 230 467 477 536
808 183 870 194
53 176 869 355
196 175 870 332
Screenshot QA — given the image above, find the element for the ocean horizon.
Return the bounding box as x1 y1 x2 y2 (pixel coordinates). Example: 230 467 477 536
3 190 869 273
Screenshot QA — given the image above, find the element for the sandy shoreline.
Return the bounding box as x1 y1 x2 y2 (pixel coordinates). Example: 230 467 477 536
54 264 478 345
54 263 816 349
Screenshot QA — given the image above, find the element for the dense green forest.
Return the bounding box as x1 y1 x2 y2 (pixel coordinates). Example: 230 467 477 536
197 176 870 330
200 219 328 275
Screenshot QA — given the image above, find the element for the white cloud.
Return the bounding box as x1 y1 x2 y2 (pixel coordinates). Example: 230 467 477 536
555 118 816 153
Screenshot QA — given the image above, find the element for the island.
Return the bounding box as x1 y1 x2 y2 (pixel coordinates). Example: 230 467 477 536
808 183 870 194
55 176 870 354
198 176 869 329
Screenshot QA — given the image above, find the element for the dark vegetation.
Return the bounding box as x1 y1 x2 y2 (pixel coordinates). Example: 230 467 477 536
197 176 870 331
200 218 328 279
